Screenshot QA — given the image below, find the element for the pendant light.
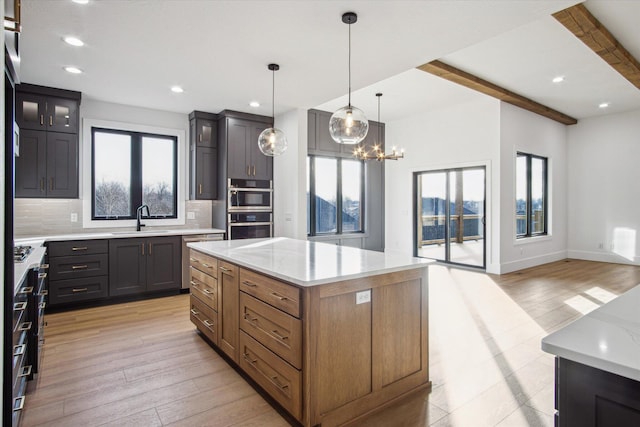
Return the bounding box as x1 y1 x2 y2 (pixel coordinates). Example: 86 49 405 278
329 12 369 145
258 63 288 156
354 93 404 161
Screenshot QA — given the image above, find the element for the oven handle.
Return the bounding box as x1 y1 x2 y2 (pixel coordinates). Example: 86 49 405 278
228 187 273 193
228 206 272 212
229 222 273 227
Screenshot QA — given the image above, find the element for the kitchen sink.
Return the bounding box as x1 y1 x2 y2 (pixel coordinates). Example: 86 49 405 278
111 230 171 235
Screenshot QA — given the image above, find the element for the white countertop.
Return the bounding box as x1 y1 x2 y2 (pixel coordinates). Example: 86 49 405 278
14 247 47 292
14 228 225 246
541 284 640 382
187 237 431 287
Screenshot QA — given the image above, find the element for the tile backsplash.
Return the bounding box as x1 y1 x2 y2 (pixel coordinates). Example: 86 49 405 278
14 199 213 238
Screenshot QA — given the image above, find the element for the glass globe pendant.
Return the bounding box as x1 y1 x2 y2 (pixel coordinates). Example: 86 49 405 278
258 63 288 156
329 12 368 145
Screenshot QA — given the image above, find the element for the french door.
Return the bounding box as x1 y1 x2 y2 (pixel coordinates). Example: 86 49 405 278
414 166 486 269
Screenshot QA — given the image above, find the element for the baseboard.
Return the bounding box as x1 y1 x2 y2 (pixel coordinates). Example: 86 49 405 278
567 250 640 266
499 250 567 274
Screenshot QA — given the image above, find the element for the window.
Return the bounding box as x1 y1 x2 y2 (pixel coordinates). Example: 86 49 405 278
516 152 547 237
92 127 178 220
307 156 364 235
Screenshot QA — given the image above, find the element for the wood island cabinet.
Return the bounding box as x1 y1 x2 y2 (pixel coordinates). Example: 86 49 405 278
188 247 430 427
109 236 181 297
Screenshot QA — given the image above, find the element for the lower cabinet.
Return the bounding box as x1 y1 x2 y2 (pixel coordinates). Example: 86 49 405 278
189 248 429 427
109 236 181 296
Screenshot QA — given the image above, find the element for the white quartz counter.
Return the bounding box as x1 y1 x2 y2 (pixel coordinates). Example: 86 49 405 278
187 237 431 287
541 284 640 382
14 228 225 246
14 246 47 292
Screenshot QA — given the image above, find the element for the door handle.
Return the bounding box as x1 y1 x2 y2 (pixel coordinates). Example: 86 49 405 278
40 114 44 126
49 115 53 126
252 165 256 176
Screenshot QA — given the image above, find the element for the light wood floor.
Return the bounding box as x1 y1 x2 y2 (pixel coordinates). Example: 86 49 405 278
22 259 640 426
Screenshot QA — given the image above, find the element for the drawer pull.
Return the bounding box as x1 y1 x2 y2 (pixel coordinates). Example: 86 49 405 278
200 262 212 268
190 280 198 287
18 322 32 332
40 263 50 269
38 272 48 279
243 313 258 323
13 396 25 412
271 375 289 390
71 246 88 251
270 292 288 301
18 365 32 378
41 290 49 296
203 319 214 328
242 280 256 287
19 286 34 294
271 330 289 341
71 265 88 270
13 344 26 357
71 287 88 293
189 257 198 263
39 302 46 310
203 288 214 295
14 302 27 312
243 353 257 364
190 308 200 316
219 266 231 272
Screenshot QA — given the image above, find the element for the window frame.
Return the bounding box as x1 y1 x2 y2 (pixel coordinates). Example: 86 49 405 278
307 155 365 236
516 152 548 238
82 118 186 230
91 127 178 220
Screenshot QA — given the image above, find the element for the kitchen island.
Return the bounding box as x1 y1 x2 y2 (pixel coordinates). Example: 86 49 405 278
187 237 431 427
542 284 640 427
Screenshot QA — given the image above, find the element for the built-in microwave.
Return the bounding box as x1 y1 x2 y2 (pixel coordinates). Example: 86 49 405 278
228 179 272 212
228 212 272 240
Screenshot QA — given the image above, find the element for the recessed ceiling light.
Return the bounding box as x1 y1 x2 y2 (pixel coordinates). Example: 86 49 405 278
63 36 84 47
249 101 260 108
72 0 89 4
552 76 565 83
64 66 83 74
171 86 184 93
599 102 610 109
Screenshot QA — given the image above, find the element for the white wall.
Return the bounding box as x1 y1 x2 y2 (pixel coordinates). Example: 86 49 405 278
498 103 568 273
567 108 640 265
385 97 502 272
273 109 307 239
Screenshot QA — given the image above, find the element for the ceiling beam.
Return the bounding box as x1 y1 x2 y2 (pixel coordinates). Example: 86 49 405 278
417 60 578 125
553 4 640 90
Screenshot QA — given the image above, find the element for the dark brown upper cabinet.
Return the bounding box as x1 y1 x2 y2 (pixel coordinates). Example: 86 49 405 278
15 84 81 199
189 111 218 200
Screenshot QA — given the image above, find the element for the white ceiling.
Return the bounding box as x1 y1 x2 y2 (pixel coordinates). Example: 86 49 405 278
19 0 640 124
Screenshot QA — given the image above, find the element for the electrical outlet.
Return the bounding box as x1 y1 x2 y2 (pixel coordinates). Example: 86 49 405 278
70 212 78 223
356 290 371 305
187 211 195 220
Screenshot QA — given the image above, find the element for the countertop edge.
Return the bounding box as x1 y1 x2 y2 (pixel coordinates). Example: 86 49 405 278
14 247 47 292
15 228 226 244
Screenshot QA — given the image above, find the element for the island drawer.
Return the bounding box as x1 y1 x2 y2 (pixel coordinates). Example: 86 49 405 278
190 267 217 310
190 295 218 345
239 331 301 421
189 250 218 278
49 254 109 281
239 268 300 318
240 292 301 369
49 276 108 305
48 239 108 257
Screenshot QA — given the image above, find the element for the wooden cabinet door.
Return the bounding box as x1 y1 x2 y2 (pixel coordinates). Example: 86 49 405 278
15 129 47 197
194 147 217 200
146 236 181 292
108 238 146 296
196 118 217 148
218 261 239 362
227 118 250 179
249 122 273 180
16 92 47 131
46 132 78 198
46 97 79 134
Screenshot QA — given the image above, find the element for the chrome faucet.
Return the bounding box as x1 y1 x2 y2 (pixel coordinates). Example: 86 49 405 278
136 205 150 231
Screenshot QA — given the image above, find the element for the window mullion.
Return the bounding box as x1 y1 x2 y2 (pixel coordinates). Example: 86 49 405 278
337 158 343 235
130 134 143 217
309 156 316 236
